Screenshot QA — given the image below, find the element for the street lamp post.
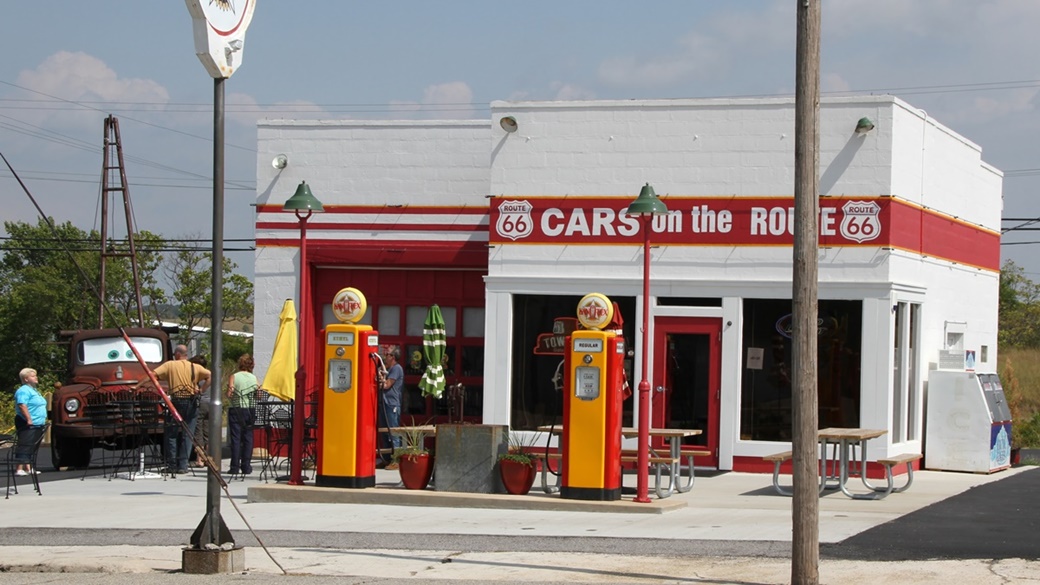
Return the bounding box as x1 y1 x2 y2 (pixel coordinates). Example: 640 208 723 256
625 183 669 504
283 181 324 486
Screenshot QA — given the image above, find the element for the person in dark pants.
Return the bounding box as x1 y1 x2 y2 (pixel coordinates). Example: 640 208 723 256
226 353 258 475
13 368 48 476
376 347 404 470
139 344 210 474
189 355 210 468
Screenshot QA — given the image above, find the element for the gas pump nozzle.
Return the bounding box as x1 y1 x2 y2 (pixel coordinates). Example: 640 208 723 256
369 351 388 378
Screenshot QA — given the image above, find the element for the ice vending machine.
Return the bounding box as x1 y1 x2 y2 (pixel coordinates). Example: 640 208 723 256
925 371 1012 473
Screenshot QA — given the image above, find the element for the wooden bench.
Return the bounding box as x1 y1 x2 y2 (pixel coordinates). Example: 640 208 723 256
530 452 563 494
871 453 922 497
765 450 921 498
764 451 793 496
622 448 711 498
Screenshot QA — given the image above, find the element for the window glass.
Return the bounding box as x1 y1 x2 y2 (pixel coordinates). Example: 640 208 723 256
509 294 636 430
406 306 427 336
441 307 457 337
404 344 424 376
739 299 862 441
463 308 485 338
378 306 400 336
461 346 484 377
80 337 164 365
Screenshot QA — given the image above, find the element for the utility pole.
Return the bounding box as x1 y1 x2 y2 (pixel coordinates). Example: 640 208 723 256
792 1 821 584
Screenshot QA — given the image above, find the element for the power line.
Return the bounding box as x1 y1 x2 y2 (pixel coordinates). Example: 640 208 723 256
0 80 255 152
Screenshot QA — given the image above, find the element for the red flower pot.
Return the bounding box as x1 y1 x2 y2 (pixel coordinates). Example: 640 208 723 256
398 453 434 490
499 458 536 495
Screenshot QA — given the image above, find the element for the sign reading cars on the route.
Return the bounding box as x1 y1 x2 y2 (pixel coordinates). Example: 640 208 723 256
489 195 891 246
185 0 256 78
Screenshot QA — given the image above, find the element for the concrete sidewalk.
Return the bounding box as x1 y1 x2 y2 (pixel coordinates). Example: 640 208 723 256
0 463 1037 583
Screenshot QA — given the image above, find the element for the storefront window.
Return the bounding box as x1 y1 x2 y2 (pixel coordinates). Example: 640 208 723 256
406 306 427 336
377 306 399 335
510 294 636 430
463 307 485 338
739 299 862 441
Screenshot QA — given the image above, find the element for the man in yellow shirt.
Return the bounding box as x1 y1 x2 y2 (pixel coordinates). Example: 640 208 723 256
140 344 211 474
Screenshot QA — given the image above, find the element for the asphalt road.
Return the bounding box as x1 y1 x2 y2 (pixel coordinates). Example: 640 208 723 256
824 465 1040 561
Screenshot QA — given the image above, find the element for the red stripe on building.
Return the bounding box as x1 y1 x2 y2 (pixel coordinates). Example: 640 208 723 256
256 238 488 269
256 204 489 215
256 221 486 232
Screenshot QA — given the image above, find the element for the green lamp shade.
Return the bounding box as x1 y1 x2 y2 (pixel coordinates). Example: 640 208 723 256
625 183 669 216
283 181 324 212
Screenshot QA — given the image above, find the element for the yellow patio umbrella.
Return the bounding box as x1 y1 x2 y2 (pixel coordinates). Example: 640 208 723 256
262 299 298 401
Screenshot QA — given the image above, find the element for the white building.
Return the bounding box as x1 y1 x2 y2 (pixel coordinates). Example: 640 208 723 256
254 95 1001 472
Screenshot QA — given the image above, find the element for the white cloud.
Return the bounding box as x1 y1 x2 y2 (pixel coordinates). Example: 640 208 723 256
821 74 852 94
421 81 476 118
14 51 169 129
384 82 477 119
550 82 596 101
597 4 793 89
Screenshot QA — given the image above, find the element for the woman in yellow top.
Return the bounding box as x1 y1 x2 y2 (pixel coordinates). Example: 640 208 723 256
226 354 258 475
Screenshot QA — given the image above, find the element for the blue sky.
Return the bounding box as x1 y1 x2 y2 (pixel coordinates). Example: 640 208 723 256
3 1 1040 280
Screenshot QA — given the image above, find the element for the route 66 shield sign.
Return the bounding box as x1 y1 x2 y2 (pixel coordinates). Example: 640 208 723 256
839 200 881 243
496 200 534 241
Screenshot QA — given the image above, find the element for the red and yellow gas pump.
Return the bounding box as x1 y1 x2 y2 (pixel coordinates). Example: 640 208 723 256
316 287 380 488
560 293 625 501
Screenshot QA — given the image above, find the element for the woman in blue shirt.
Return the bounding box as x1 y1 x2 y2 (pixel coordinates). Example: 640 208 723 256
14 368 48 475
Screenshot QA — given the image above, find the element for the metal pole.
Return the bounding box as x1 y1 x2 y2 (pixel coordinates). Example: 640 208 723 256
289 211 311 486
191 76 230 549
634 215 653 504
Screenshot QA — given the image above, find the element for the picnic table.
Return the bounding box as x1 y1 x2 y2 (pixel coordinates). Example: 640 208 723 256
536 425 705 499
766 427 920 499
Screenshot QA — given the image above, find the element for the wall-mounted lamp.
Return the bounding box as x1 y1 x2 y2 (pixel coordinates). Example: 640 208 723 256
272 154 289 169
500 116 518 133
855 117 875 135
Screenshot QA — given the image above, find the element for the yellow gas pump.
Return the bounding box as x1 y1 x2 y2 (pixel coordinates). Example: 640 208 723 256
560 293 624 501
316 287 379 488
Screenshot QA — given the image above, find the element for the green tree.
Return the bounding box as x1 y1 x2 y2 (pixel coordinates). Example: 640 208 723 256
99 230 168 328
0 219 168 382
163 243 254 353
0 219 98 380
999 260 1040 348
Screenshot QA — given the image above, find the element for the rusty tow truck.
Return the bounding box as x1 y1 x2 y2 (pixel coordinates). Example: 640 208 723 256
48 327 175 469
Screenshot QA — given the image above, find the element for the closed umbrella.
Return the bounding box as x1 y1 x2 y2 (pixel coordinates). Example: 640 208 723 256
262 299 298 401
417 304 447 398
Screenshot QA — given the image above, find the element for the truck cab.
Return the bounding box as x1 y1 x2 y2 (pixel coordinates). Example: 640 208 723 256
49 327 173 469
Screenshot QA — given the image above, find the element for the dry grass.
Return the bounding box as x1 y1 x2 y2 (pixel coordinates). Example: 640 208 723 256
1000 348 1040 418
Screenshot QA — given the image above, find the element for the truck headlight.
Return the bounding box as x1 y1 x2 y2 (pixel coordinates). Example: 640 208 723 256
64 398 80 413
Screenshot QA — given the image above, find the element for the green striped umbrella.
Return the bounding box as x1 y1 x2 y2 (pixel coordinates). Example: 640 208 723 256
418 304 447 398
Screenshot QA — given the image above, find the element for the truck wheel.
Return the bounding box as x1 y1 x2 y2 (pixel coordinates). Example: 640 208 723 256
51 436 92 470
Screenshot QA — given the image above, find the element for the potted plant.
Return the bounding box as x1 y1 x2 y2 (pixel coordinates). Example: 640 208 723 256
393 424 434 490
498 431 538 495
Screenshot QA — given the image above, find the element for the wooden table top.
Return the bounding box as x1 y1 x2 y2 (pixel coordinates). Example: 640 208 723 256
817 427 887 441
379 425 437 435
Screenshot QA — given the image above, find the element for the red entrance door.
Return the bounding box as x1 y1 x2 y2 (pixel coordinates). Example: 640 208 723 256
652 317 721 468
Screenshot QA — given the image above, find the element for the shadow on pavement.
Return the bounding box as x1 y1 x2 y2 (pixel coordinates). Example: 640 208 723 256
824 466 1040 561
